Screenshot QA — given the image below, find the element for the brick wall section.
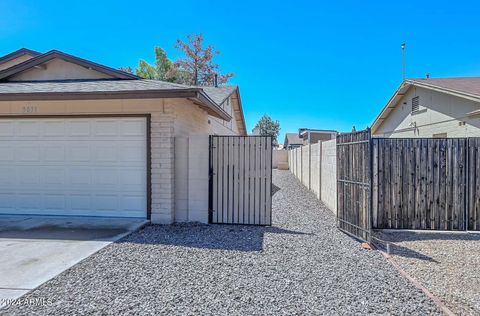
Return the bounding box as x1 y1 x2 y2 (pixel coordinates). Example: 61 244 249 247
150 107 176 224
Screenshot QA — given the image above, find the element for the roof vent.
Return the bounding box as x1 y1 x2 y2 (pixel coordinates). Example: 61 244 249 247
412 96 420 113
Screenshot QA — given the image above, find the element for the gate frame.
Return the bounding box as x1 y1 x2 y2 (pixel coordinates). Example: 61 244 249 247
208 135 273 226
336 128 373 242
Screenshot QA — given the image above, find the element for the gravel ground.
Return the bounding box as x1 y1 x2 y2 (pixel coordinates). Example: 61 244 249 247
2 170 440 315
376 230 480 315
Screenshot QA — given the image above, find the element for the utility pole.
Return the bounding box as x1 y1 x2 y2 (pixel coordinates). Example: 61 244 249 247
401 43 406 81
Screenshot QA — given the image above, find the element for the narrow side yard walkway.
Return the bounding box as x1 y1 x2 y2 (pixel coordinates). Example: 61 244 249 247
1 170 439 315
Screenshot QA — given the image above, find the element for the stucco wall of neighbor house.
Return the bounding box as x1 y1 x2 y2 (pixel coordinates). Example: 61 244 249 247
320 139 337 214
8 59 115 81
208 96 241 135
288 138 337 214
0 54 36 71
374 86 480 138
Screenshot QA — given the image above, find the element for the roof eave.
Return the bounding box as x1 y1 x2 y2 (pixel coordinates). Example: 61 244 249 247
0 48 42 65
0 88 231 120
195 91 232 120
0 50 139 81
371 81 411 134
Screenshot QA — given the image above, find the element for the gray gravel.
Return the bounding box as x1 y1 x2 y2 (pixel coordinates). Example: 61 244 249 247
2 170 440 315
377 230 480 315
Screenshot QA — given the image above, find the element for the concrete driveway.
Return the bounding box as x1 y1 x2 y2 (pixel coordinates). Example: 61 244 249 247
0 215 147 305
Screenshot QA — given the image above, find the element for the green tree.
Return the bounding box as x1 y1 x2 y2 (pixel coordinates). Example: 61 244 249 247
135 47 177 81
254 114 281 144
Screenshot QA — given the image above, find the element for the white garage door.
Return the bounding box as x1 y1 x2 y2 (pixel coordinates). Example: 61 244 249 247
0 117 147 218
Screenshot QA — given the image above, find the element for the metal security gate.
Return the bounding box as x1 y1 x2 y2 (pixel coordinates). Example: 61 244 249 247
209 135 273 225
337 129 372 241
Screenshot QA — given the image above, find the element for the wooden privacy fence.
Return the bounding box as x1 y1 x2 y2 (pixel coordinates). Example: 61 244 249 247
373 138 467 230
209 135 273 226
336 130 372 241
337 129 480 236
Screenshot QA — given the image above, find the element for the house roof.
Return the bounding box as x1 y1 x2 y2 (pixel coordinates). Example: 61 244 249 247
284 133 303 146
0 79 234 120
371 77 480 133
0 48 41 65
0 49 249 127
0 50 139 81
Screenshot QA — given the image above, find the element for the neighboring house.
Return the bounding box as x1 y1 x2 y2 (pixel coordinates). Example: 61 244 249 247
298 128 337 145
284 133 303 149
0 48 247 224
372 77 480 137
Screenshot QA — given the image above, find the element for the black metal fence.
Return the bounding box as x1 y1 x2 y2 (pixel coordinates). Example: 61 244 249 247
336 129 372 241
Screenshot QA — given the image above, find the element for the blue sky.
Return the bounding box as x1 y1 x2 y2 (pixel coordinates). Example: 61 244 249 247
1 1 480 142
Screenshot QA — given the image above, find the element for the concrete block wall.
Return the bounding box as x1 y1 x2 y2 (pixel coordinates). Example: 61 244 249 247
273 150 288 168
301 145 310 189
310 143 321 199
187 135 209 223
173 135 210 224
287 139 337 214
320 139 337 214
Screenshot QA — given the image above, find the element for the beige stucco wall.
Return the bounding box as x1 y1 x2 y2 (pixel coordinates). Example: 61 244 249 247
0 54 36 71
374 86 480 138
9 59 114 81
0 97 239 224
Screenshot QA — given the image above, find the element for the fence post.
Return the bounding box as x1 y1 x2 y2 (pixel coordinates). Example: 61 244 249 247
319 141 322 201
308 143 311 190
300 146 303 183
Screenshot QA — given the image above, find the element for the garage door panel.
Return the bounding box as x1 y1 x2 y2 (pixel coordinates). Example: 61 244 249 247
69 194 91 211
121 120 145 136
69 168 92 185
121 145 145 162
68 144 91 161
93 169 119 186
16 146 40 161
94 120 119 136
68 120 91 136
18 167 40 185
95 144 118 162
42 146 66 161
18 193 42 209
43 120 66 136
17 121 41 136
43 194 66 210
0 121 14 136
0 117 147 218
94 195 119 211
122 195 146 212
43 168 66 185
